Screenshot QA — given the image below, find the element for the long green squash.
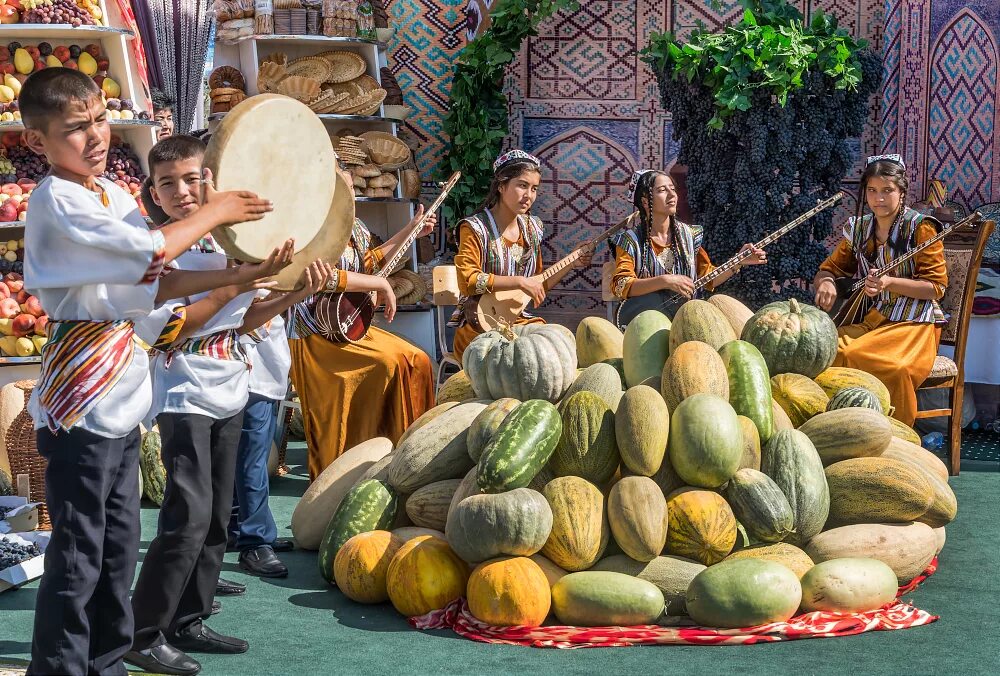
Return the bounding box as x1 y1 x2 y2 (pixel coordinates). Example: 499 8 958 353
477 400 562 493
718 340 774 442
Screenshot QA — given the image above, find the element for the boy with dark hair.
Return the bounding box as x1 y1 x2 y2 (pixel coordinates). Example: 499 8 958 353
152 87 175 140
19 67 272 676
125 135 333 675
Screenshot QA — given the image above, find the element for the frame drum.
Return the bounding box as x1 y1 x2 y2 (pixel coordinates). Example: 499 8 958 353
204 94 336 262
272 170 355 292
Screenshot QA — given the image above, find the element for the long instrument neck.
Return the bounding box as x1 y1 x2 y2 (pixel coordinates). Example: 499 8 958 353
692 192 845 290
849 211 981 293
538 212 637 289
376 171 461 279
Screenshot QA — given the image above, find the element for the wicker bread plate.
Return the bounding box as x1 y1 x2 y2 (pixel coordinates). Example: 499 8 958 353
401 168 420 199
329 91 371 114
209 65 246 91
359 131 410 168
262 51 289 66
277 75 322 103
321 79 366 99
312 91 353 114
387 274 415 299
354 74 380 93
316 50 367 83
285 56 335 82
395 268 429 305
257 61 287 93
348 89 387 117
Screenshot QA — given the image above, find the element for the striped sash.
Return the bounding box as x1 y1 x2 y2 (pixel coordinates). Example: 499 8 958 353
161 329 249 368
36 319 136 433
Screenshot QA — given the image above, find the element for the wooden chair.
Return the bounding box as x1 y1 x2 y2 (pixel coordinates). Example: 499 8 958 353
601 261 618 323
913 218 996 475
432 265 463 391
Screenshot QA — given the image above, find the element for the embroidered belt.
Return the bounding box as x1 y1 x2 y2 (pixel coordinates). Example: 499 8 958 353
36 319 136 433
161 329 249 368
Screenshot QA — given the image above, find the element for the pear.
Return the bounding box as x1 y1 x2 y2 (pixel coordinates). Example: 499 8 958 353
101 76 121 99
15 336 34 357
45 55 63 68
0 335 18 356
78 52 98 76
0 318 12 336
13 48 33 76
31 335 47 354
0 85 14 104
4 74 20 97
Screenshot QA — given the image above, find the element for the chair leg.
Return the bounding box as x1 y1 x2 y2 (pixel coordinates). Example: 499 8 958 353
948 384 964 476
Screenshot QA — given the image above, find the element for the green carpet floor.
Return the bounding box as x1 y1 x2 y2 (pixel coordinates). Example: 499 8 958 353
2 444 999 676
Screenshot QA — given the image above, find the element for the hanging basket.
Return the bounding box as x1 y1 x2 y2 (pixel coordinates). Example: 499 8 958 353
6 380 49 529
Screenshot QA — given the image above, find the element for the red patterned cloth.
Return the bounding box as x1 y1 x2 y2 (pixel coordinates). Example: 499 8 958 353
409 558 939 649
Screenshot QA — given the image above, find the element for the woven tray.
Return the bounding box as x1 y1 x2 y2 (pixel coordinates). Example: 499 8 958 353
285 55 334 82
317 50 367 83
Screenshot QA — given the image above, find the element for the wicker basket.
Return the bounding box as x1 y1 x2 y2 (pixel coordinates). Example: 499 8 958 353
6 380 49 529
319 50 367 83
360 131 410 168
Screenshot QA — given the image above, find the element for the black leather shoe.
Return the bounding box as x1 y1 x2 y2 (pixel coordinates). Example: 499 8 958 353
272 538 295 553
210 600 221 615
215 578 246 596
239 545 288 578
171 621 249 654
125 643 202 676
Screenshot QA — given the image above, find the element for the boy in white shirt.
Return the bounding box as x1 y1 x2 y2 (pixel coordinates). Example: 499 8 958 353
19 68 273 676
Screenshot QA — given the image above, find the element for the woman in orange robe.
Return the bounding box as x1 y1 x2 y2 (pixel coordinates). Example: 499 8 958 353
814 154 948 425
290 169 436 480
451 150 589 362
610 170 764 309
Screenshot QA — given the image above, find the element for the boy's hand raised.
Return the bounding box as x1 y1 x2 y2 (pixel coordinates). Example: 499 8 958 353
200 168 273 225
233 239 294 291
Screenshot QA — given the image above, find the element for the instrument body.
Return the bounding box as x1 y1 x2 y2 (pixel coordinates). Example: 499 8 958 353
324 172 461 343
615 193 845 329
204 94 338 262
831 211 984 327
466 212 638 332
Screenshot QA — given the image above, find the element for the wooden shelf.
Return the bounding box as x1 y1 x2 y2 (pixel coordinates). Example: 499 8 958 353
0 120 156 132
208 111 403 124
0 356 40 366
230 34 384 48
0 24 133 40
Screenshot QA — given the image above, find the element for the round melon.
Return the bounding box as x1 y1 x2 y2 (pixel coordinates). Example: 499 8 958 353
668 299 736 352
686 559 802 628
576 316 625 368
622 309 671 388
741 298 838 378
333 530 403 603
667 393 742 488
770 373 829 427
551 571 665 626
827 386 884 413
386 536 469 617
814 367 892 415
551 391 620 486
446 488 553 563
665 488 737 566
660 340 729 413
607 476 668 562
615 385 669 476
799 558 898 613
541 476 609 571
437 370 476 404
467 556 551 627
724 542 814 579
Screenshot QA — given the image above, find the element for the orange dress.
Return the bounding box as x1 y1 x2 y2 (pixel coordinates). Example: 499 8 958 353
819 209 947 425
452 214 546 363
290 220 435 479
611 243 715 299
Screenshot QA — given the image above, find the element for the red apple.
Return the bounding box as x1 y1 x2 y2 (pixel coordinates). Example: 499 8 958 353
17 179 36 191
0 297 18 319
33 58 46 72
24 46 39 60
0 281 9 299
12 313 35 337
0 202 16 223
0 62 13 76
53 46 70 63
0 47 9 62
5 271 22 282
97 58 109 71
85 44 101 59
34 314 47 336
17 201 27 213
15 288 28 304
63 59 77 71
2 183 22 196
5 278 23 294
24 295 43 317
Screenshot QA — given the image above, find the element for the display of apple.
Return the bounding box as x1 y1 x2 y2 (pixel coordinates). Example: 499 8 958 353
0 296 18 318
0 281 49 355
34 314 47 336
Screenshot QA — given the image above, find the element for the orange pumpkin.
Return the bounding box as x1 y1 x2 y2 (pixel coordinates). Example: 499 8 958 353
333 530 403 603
467 557 551 627
386 535 469 617
664 488 737 565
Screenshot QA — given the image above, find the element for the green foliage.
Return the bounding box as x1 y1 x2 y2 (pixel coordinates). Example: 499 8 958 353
437 0 578 225
642 0 869 130
644 0 881 308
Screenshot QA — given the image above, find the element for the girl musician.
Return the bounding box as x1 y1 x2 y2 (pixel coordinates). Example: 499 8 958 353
610 169 765 304
290 165 436 480
813 154 947 426
452 149 590 361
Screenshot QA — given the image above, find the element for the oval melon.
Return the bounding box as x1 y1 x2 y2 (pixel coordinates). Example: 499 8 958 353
467 398 520 462
405 479 462 531
814 367 892 414
551 391 620 485
881 437 949 482
608 476 668 562
561 362 624 411
707 294 754 337
551 571 665 626
665 488 737 566
436 370 476 404
592 555 705 616
737 415 761 471
686 559 802 628
770 373 829 427
392 526 446 543
576 316 625 368
615 385 669 476
669 299 736 352
824 457 932 527
724 468 794 543
398 401 461 448
799 558 898 613
660 340 729 413
888 417 922 445
724 542 814 579
622 310 671 388
761 430 829 544
530 553 570 588
771 398 795 431
668 393 742 488
541 476 609 571
799 408 893 466
388 401 488 493
805 522 936 583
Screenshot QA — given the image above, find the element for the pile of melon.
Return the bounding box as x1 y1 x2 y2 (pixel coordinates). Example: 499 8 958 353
291 298 954 629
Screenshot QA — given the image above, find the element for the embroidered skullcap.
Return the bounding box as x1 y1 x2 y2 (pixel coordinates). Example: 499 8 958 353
493 149 541 173
866 153 905 169
627 169 655 203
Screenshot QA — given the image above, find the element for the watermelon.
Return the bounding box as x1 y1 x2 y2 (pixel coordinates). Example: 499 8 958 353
467 398 520 462
826 386 884 413
477 400 562 493
317 479 398 584
761 430 829 544
718 340 774 442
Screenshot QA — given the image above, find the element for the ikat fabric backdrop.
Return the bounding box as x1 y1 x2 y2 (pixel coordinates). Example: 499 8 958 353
385 0 1000 325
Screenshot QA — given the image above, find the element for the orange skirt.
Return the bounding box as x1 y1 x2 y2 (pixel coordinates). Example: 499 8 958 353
834 315 940 426
453 315 546 364
290 327 434 480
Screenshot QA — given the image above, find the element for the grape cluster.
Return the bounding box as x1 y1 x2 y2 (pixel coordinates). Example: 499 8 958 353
0 538 41 570
104 142 146 185
658 48 882 307
23 0 96 27
6 143 50 183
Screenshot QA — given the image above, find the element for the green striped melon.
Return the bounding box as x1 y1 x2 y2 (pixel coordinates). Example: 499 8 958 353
622 310 671 388
576 316 625 368
477 400 561 493
814 367 892 415
318 479 398 584
718 340 774 442
761 430 829 544
615 385 669 476
551 571 665 626
826 386 884 413
667 393 742 488
668 299 736 352
723 468 794 543
550 391 620 486
467 398 520 462
686 559 802 628
659 340 729 413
